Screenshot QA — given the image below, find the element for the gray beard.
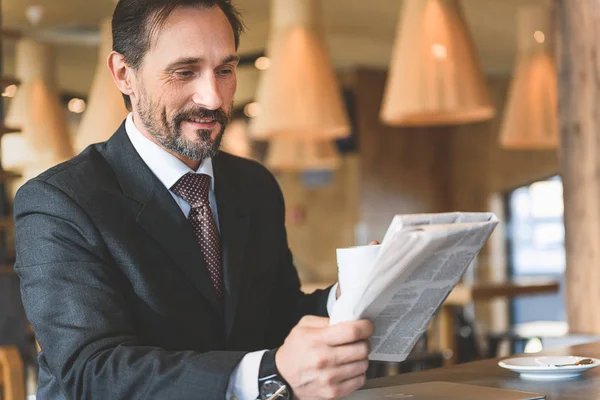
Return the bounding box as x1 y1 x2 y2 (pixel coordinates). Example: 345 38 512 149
156 124 225 161
137 92 228 161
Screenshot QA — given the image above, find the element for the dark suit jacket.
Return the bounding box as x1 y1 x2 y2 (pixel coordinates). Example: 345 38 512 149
14 123 331 399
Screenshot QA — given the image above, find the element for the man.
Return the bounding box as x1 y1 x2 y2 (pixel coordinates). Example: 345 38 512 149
14 1 373 399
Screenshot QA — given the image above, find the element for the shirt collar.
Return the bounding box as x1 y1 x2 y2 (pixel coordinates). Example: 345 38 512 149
125 112 215 191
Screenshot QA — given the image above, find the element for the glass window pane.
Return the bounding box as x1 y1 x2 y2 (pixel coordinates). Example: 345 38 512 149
507 175 566 324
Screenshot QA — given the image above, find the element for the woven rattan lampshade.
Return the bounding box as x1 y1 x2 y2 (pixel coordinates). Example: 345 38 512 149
499 6 558 150
265 137 341 172
249 0 350 140
1 133 32 172
380 0 495 127
3 39 73 181
221 119 252 159
75 18 128 152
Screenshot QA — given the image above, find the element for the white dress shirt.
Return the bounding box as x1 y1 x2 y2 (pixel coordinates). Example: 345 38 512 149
125 113 338 400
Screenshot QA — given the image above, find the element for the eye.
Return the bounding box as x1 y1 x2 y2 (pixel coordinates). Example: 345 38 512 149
217 68 234 77
175 70 194 78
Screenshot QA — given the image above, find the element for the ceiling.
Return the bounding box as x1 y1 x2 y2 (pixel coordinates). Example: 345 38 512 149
1 0 552 98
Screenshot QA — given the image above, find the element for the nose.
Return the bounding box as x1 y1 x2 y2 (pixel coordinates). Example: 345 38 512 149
191 73 223 111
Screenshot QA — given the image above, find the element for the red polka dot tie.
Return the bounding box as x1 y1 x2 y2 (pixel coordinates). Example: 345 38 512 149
171 173 223 300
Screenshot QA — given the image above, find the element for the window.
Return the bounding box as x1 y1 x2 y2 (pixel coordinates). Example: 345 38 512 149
506 175 566 324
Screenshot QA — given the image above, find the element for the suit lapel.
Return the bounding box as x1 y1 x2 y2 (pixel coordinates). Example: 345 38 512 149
103 124 223 317
135 187 223 314
212 154 251 340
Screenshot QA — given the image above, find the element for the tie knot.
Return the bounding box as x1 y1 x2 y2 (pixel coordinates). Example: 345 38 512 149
171 173 211 208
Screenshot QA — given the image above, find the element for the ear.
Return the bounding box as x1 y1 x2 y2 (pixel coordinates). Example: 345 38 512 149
107 51 135 98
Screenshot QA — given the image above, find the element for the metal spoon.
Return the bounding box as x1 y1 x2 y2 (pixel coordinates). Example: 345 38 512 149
553 358 594 367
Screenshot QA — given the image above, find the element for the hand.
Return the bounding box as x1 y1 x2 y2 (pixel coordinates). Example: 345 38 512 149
336 241 380 300
276 316 374 400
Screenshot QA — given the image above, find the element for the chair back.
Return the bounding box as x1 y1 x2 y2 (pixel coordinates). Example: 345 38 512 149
0 346 25 400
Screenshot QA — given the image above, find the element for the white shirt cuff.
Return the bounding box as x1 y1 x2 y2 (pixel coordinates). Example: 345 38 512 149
226 350 268 400
327 282 339 316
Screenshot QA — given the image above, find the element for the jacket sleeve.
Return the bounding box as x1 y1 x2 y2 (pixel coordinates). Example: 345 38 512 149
264 179 333 348
14 179 246 400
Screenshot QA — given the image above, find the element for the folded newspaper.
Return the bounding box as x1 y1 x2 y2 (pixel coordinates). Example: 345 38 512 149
330 212 498 362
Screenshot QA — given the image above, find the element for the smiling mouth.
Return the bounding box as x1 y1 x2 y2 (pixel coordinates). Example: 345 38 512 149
185 118 218 129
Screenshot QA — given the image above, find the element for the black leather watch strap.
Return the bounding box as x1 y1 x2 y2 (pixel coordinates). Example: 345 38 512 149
259 349 279 380
258 349 293 399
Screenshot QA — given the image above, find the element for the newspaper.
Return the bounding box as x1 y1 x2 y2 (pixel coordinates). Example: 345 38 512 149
330 212 498 362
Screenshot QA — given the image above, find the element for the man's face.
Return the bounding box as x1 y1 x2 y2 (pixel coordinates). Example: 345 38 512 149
130 6 239 161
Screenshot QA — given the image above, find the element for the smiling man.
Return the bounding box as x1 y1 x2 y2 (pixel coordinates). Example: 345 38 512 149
14 1 373 399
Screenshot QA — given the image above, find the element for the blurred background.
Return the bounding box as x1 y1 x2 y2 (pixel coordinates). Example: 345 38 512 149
0 0 594 398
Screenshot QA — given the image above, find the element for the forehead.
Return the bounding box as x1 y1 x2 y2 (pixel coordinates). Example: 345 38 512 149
147 6 236 63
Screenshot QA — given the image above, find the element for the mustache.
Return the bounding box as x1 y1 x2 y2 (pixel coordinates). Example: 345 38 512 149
174 107 230 126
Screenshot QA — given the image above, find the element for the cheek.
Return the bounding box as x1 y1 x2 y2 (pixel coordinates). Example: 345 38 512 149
158 87 190 116
158 84 186 103
222 77 237 104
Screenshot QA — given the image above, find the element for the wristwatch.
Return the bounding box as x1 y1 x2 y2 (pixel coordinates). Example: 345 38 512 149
258 349 291 400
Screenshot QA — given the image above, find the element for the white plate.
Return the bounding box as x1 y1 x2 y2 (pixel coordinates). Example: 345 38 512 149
498 356 600 380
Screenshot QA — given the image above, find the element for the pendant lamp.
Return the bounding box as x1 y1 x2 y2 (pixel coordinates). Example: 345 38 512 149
75 18 129 152
499 6 557 150
380 0 495 127
3 39 73 183
249 0 350 140
265 138 341 172
221 119 253 159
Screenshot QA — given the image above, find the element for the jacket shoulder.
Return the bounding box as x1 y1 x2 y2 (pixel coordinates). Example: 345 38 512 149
23 143 118 200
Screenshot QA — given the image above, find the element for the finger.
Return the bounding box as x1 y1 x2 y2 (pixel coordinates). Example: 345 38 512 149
323 320 374 346
298 315 330 328
331 340 370 365
368 240 380 245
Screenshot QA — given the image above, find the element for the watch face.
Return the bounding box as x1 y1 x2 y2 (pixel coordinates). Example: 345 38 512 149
260 379 289 400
